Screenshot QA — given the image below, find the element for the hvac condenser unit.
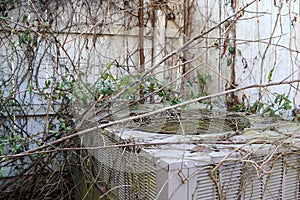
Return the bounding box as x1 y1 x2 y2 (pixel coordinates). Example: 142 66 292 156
82 109 300 200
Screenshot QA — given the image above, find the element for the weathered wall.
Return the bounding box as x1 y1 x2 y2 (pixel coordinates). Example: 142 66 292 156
0 0 183 135
1 0 300 138
188 0 300 110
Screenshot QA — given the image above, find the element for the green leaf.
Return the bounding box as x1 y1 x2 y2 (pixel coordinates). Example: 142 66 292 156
186 79 193 87
227 58 232 66
109 74 116 81
257 102 263 112
24 29 30 35
28 85 33 94
22 15 28 23
45 80 51 88
268 67 275 82
106 62 111 70
102 73 109 81
65 126 72 131
198 75 207 84
237 49 242 56
228 46 236 54
283 102 291 110
49 129 59 134
18 35 24 46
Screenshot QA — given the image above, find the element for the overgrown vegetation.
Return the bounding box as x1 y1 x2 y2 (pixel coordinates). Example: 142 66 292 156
0 0 299 199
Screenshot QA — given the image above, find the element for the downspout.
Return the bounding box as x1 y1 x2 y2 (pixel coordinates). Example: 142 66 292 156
138 0 145 103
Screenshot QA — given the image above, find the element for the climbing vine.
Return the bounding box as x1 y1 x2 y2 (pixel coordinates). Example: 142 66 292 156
0 0 299 199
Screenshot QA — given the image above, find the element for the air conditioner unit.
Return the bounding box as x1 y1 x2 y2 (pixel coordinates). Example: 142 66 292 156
81 109 300 200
